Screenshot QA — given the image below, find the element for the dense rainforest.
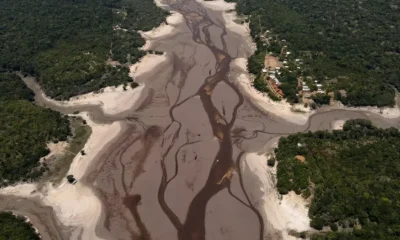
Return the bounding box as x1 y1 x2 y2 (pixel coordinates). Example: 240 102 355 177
228 0 400 107
275 119 400 239
0 212 40 240
0 0 167 99
0 73 71 187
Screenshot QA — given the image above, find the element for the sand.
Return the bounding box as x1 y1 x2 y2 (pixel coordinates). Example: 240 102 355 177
330 103 400 119
242 152 310 239
0 113 123 240
129 53 168 78
41 141 69 162
45 84 145 115
139 12 185 51
232 58 312 125
331 119 346 130
0 6 177 239
207 0 313 125
2 1 400 239
208 0 400 126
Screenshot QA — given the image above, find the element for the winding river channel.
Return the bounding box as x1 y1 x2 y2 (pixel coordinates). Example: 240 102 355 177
1 0 400 239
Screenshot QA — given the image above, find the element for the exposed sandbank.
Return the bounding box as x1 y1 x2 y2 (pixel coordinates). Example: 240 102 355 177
139 12 185 51
232 58 312 125
215 0 400 125
0 112 122 240
242 152 310 240
0 6 179 239
209 0 313 125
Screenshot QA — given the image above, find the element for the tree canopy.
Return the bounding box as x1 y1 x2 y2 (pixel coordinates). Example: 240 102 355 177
275 119 400 239
0 212 40 240
228 0 399 107
0 73 34 102
0 73 71 187
0 0 167 100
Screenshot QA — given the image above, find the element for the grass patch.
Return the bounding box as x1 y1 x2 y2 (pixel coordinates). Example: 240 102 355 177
41 116 91 185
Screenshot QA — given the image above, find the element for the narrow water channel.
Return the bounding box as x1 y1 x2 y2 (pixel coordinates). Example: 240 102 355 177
1 0 399 240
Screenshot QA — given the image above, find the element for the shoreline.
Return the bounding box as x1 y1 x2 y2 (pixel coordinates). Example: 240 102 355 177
242 152 311 240
20 54 169 116
213 0 400 125
1 0 400 239
0 3 183 239
0 113 123 240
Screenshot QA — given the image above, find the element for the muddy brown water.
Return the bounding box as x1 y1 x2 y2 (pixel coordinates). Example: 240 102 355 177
1 0 400 239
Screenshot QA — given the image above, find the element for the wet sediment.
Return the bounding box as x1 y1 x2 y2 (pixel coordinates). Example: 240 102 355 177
1 0 400 240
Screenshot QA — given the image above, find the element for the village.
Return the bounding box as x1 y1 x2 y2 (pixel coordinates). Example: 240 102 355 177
260 31 331 107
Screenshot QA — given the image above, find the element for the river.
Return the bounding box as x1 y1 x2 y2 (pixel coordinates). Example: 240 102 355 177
1 0 399 239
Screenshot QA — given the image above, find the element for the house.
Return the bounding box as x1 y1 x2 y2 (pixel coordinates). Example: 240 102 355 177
262 68 268 73
295 59 301 62
283 60 288 64
302 86 310 91
275 67 281 70
316 84 323 88
286 51 292 55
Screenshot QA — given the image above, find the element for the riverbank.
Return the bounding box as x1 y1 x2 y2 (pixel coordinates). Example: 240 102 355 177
0 112 123 240
0 4 178 238
218 0 400 126
207 0 313 125
242 152 311 240
232 58 312 125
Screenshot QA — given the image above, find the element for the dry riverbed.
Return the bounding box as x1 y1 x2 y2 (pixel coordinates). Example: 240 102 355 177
1 1 400 240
